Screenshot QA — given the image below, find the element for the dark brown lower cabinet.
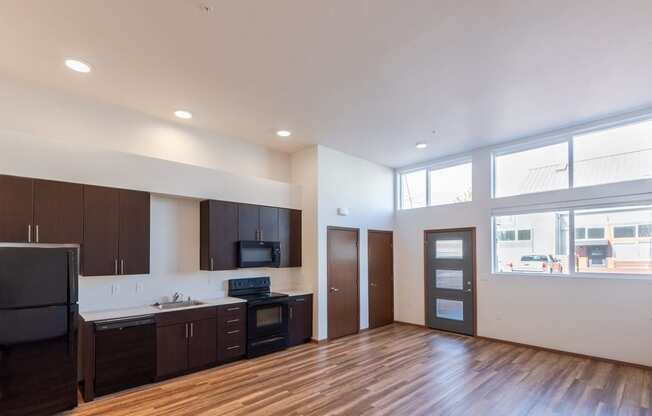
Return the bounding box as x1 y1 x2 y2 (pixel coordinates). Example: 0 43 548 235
217 304 247 362
188 319 217 369
288 294 313 347
155 307 218 378
156 323 189 378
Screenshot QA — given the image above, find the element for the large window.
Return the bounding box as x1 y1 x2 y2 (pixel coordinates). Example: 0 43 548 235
493 118 652 198
400 169 426 209
573 119 652 188
399 160 472 210
494 142 569 198
575 205 652 274
429 162 472 206
494 211 569 274
494 204 652 276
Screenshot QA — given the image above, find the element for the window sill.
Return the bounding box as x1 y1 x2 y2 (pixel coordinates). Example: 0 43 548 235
490 272 652 282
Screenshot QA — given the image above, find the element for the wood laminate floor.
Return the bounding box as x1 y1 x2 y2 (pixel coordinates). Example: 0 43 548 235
65 324 651 416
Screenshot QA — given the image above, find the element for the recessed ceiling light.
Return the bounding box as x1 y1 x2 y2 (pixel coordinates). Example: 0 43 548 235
416 142 428 149
65 59 91 73
174 110 192 119
276 130 292 137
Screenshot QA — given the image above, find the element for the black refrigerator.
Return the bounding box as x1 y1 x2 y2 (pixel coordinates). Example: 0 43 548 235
0 246 79 416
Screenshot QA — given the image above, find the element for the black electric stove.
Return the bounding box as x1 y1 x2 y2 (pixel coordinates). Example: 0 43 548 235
228 277 289 357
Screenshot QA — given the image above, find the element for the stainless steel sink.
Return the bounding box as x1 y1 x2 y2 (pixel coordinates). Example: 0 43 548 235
152 300 205 310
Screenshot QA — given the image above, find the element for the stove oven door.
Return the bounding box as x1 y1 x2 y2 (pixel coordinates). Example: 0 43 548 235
248 299 289 340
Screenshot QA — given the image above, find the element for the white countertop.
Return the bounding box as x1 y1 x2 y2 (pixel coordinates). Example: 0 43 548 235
80 296 246 322
282 290 313 297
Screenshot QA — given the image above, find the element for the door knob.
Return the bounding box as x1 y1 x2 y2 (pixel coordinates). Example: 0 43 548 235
330 287 339 292
370 282 377 287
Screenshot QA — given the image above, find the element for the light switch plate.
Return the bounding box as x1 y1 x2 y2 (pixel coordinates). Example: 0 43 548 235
136 283 144 293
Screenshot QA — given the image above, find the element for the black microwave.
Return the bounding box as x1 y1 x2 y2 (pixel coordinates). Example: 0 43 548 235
238 241 281 268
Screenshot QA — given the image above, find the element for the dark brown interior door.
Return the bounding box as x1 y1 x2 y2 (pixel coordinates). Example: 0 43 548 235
34 180 83 244
208 200 238 270
188 319 217 369
156 324 188 377
118 189 150 275
82 185 119 276
0 175 33 243
368 230 394 329
238 204 259 240
327 227 359 340
259 206 278 241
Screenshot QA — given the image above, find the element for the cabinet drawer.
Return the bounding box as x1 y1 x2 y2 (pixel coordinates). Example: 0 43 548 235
217 304 246 326
218 339 245 362
156 307 216 327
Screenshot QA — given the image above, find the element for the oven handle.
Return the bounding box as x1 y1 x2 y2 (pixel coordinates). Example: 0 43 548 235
247 298 290 307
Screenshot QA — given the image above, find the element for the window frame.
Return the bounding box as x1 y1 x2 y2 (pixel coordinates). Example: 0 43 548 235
491 113 652 199
491 201 652 280
397 156 472 210
398 167 428 210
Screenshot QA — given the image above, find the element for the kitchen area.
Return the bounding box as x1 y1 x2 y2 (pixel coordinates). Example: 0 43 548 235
0 173 313 416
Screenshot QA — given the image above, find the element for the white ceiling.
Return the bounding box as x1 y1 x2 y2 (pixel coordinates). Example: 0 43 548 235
1 0 651 168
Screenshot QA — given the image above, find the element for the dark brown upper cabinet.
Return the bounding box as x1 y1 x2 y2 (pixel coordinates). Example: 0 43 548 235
83 185 150 276
238 204 278 241
237 204 259 241
33 180 83 244
200 200 238 271
279 208 302 268
0 175 82 244
118 190 150 275
201 200 301 270
0 175 34 243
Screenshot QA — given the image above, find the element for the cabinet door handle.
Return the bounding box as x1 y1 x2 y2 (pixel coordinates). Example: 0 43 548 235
210 257 214 271
114 259 118 275
260 229 264 241
289 306 293 320
120 259 125 275
27 224 32 243
227 330 240 335
35 225 39 243
190 322 194 338
227 307 240 312
226 319 240 323
295 298 305 302
226 345 240 351
185 323 188 339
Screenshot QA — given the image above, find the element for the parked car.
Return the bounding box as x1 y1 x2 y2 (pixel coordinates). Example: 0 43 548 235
507 255 563 273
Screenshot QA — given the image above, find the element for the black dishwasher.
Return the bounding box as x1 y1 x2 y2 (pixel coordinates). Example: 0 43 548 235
94 315 156 396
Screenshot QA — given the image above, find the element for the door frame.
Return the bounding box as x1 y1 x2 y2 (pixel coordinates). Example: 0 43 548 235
327 226 360 340
423 227 477 336
367 229 394 329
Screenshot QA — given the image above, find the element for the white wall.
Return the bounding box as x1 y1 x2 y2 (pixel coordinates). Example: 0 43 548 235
395 143 652 366
0 78 291 183
290 147 320 336
0 79 305 312
316 146 395 339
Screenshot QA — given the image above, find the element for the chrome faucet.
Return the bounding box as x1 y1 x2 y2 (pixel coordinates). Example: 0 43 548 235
172 292 183 302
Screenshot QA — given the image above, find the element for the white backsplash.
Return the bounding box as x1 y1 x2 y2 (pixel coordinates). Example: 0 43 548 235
78 194 304 312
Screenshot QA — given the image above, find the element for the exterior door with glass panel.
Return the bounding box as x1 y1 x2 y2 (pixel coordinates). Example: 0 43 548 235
425 229 475 336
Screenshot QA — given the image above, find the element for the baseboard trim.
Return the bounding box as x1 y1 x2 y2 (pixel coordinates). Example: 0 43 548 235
476 335 651 371
393 320 426 328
